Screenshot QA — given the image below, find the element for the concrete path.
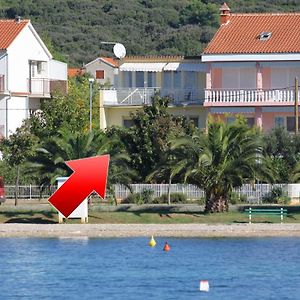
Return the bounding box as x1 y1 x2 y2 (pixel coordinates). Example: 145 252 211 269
0 223 300 238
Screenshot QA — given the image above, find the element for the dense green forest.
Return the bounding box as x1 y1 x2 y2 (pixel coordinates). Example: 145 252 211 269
0 0 299 65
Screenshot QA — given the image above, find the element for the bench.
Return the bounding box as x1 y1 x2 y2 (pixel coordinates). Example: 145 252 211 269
244 207 288 224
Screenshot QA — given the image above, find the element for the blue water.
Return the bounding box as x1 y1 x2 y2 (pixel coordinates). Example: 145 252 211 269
0 238 299 300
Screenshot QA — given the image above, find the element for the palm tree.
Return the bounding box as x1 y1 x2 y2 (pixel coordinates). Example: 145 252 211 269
146 145 186 205
26 128 135 202
172 119 272 213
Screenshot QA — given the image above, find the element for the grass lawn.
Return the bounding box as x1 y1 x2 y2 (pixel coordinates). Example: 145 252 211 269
0 204 300 224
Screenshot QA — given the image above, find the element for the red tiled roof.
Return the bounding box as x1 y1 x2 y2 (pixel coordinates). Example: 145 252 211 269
203 13 300 54
100 57 118 67
0 19 29 50
68 68 84 77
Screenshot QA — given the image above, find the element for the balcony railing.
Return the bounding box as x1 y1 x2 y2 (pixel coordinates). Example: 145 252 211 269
28 78 67 96
28 78 50 96
0 74 4 93
204 89 300 106
103 88 204 106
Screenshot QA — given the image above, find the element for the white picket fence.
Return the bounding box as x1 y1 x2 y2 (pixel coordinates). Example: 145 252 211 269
4 183 299 203
114 183 289 202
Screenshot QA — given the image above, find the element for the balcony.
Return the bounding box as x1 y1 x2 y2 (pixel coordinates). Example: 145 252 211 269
28 78 50 97
28 78 67 97
103 88 204 106
204 89 300 107
0 74 4 93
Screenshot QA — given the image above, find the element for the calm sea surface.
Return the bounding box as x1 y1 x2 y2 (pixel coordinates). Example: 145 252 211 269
0 237 299 299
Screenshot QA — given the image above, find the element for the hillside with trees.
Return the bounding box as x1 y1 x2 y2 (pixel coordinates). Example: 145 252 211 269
0 0 299 65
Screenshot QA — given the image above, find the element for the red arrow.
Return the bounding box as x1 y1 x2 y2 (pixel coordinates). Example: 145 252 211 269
48 155 110 218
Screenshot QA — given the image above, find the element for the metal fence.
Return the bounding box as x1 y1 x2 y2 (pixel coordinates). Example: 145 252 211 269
4 183 291 203
4 185 57 199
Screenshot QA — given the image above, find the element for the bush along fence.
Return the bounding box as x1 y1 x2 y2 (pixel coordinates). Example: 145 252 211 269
5 183 300 204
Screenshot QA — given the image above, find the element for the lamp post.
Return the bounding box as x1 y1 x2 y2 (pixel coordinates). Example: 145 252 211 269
88 78 94 133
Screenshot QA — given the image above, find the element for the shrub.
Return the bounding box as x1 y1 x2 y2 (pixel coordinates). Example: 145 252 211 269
262 187 291 205
197 197 206 205
123 189 154 205
153 193 187 204
229 192 247 204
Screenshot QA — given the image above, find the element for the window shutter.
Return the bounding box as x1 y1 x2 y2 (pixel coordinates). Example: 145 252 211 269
96 70 105 79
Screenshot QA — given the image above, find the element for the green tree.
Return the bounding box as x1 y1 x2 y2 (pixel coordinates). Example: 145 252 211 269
0 124 37 205
262 127 300 182
172 118 272 213
114 96 195 181
29 76 99 139
27 128 134 203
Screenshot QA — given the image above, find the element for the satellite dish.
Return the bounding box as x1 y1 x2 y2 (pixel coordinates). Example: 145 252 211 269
113 43 126 59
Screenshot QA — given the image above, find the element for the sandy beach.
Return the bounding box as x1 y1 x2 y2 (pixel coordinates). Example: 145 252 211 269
0 223 300 238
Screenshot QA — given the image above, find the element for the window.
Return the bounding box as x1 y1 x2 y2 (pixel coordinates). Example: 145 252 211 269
37 62 42 74
246 118 255 128
123 119 134 128
287 117 300 132
147 72 156 87
123 72 132 87
275 117 285 128
259 32 272 41
163 71 172 89
190 117 199 127
136 71 144 88
96 70 105 79
226 117 235 124
173 71 181 89
184 71 197 89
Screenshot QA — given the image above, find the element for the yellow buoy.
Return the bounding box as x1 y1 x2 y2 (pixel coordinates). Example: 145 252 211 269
149 236 156 247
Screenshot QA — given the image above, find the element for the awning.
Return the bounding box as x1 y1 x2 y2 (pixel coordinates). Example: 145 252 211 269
119 63 166 72
164 62 206 72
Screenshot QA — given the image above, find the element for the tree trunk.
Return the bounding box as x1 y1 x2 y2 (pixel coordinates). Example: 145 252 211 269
205 193 228 213
167 177 171 205
15 165 20 206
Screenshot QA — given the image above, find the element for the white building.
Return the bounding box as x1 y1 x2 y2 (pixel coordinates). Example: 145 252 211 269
0 17 67 137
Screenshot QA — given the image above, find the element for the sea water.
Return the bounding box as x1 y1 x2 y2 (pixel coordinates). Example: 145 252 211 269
0 237 299 299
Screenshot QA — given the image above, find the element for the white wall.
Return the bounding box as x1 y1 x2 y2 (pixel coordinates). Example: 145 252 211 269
6 96 29 135
0 54 7 91
0 96 6 137
7 24 50 93
49 60 67 80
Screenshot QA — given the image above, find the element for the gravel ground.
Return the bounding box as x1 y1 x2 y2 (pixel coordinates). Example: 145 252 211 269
0 223 300 238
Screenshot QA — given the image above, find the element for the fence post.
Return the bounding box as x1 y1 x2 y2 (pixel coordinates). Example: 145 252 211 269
29 184 32 200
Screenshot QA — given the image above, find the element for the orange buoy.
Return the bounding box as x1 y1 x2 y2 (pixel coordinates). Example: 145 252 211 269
163 242 170 252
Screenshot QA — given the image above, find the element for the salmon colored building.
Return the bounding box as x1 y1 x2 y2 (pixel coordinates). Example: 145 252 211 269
202 3 300 132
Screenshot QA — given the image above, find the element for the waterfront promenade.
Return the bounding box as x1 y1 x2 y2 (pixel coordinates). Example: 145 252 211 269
1 223 300 238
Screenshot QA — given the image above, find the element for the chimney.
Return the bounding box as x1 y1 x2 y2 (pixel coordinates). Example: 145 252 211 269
220 3 230 25
15 15 21 23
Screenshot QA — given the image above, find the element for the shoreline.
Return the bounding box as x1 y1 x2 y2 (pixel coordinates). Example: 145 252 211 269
1 223 300 238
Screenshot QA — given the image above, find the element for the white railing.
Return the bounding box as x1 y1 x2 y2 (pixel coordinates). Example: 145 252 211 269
205 89 299 104
28 78 50 96
160 88 204 104
114 183 288 202
103 88 158 105
4 183 295 203
4 185 56 199
103 88 204 106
